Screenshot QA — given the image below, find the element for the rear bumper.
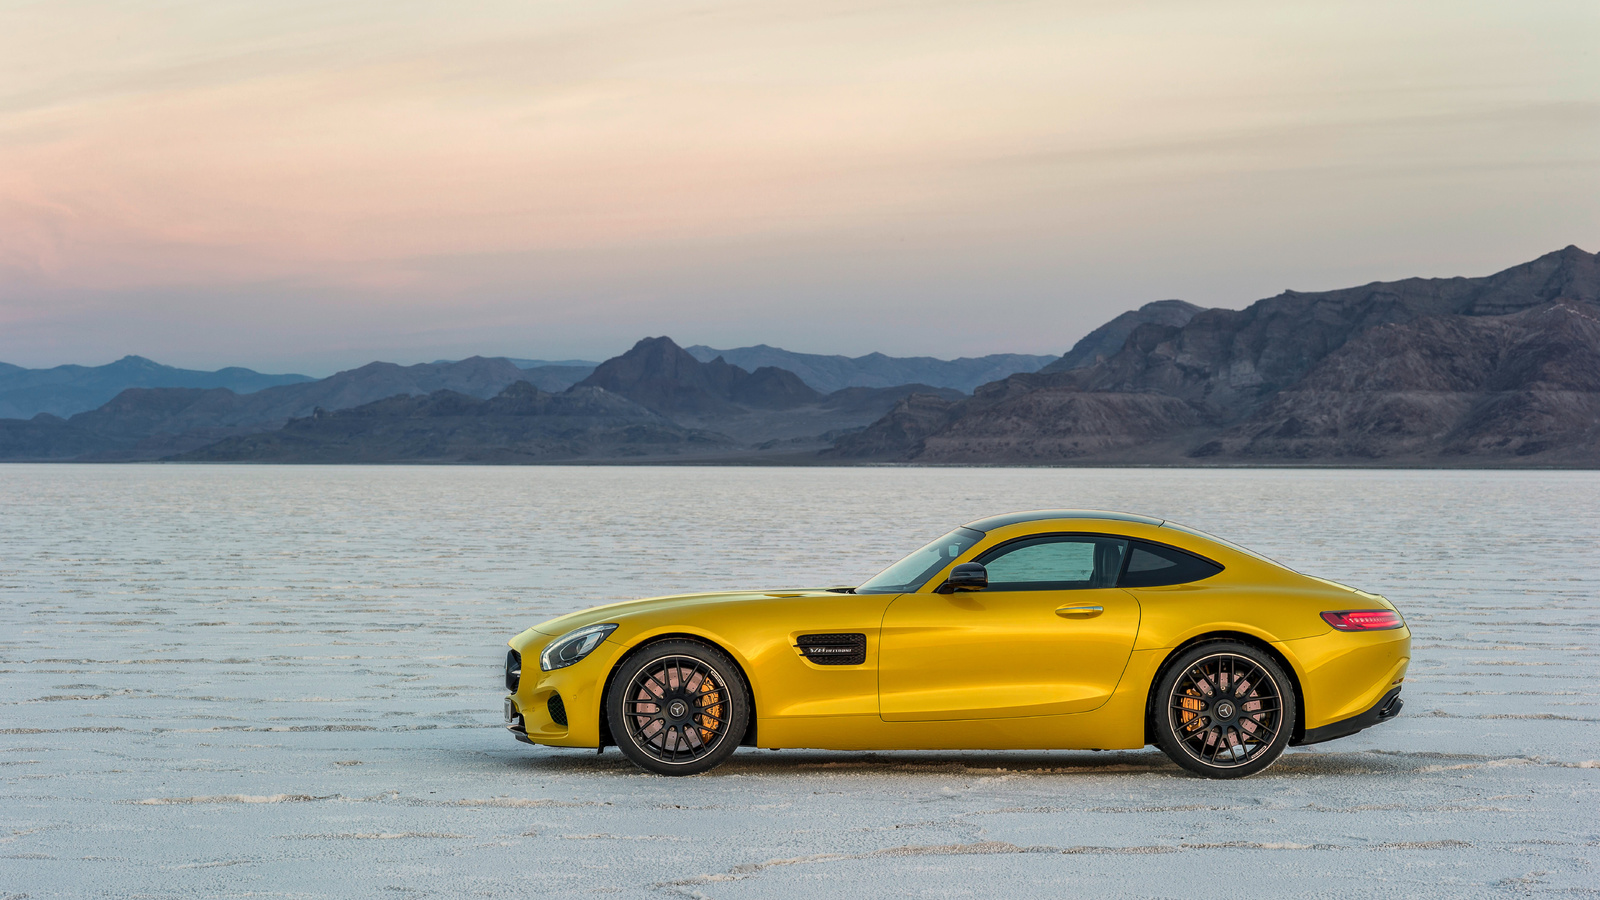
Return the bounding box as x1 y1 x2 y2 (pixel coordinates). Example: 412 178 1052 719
1280 626 1409 731
1294 686 1403 746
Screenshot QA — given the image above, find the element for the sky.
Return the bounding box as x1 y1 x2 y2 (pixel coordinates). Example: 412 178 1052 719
1 0 1596 375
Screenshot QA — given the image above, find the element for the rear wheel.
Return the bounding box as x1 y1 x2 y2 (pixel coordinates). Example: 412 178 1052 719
606 640 749 776
1152 641 1296 778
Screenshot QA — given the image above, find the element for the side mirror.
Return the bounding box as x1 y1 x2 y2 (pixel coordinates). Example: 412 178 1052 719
938 562 988 593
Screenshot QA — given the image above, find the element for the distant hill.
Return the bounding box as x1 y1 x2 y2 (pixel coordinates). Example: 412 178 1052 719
0 355 313 419
428 357 598 392
1193 301 1600 463
1039 300 1203 372
827 392 965 459
519 364 596 392
176 381 728 463
573 336 963 448
255 357 529 417
433 357 599 369
572 334 960 441
836 245 1600 466
0 357 531 460
581 337 823 416
683 344 1055 393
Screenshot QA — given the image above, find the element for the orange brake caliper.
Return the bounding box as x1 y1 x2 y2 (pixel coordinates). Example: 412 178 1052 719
699 679 722 742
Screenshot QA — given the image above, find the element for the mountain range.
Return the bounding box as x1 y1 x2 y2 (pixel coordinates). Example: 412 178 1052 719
835 245 1600 466
4 244 1597 466
683 345 1057 393
0 357 533 460
178 382 728 463
0 356 314 420
161 339 966 463
431 346 1063 396
0 342 971 461
0 344 1045 428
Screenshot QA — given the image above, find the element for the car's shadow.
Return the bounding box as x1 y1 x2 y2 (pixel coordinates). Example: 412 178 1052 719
496 745 1430 778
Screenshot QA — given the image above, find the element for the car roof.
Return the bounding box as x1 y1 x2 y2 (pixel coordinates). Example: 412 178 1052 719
962 509 1165 533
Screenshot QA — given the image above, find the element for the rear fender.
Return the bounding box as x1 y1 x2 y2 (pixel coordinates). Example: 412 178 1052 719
1142 631 1310 745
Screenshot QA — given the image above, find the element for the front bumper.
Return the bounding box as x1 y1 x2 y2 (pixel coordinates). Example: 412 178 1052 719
502 633 621 749
504 695 534 745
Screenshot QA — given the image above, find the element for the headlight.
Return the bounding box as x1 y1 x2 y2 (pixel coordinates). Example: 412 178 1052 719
539 624 618 671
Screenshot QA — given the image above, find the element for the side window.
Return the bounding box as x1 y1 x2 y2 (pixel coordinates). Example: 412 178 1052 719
1118 541 1224 588
977 536 1129 591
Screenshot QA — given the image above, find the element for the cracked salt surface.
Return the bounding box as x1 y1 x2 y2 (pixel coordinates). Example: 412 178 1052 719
2 465 1598 898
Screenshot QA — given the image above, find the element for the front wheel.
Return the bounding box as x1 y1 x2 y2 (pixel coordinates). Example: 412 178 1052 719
606 639 750 776
1152 641 1296 778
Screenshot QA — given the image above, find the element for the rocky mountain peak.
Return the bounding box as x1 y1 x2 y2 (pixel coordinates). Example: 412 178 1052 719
578 336 820 415
1466 244 1598 313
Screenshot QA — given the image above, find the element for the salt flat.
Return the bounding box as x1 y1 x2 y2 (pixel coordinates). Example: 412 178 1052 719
2 465 1597 898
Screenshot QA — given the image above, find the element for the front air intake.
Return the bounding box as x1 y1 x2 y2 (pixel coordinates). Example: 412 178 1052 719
505 650 521 691
795 633 867 666
547 692 568 727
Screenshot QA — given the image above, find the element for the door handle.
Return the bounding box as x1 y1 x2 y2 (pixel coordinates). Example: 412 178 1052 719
1056 605 1104 618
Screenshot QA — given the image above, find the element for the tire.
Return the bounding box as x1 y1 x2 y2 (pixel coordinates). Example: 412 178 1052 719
606 639 750 776
1152 641 1296 779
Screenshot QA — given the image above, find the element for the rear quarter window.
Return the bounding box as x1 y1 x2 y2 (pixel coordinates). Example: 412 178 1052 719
1118 541 1224 588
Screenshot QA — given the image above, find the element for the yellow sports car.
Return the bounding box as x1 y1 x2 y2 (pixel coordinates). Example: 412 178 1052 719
503 510 1409 778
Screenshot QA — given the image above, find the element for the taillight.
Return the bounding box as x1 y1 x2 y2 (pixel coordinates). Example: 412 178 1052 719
1321 609 1404 631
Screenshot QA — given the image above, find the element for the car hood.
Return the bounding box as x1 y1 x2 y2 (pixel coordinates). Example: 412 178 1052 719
527 588 841 637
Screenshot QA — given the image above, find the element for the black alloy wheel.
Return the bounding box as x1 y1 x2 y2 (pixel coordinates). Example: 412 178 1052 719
1152 641 1296 778
606 639 750 776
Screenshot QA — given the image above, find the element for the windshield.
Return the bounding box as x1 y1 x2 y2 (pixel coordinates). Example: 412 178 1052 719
857 527 983 594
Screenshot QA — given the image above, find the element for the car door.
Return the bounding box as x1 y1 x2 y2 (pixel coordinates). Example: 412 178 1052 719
879 534 1142 721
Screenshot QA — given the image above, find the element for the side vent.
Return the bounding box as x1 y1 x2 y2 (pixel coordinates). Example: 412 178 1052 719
795 633 867 666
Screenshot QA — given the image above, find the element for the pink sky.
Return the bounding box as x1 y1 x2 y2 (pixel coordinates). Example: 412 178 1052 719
2 0 1596 373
